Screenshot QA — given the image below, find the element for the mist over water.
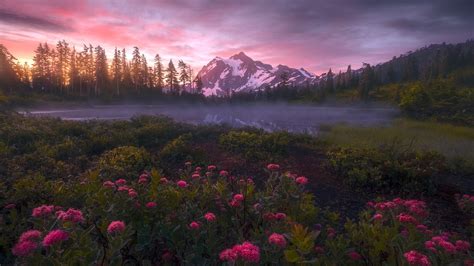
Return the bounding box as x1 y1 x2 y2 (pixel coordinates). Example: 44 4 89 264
19 103 399 134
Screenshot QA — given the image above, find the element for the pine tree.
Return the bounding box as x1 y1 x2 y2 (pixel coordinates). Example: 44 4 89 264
69 47 79 95
326 68 334 92
94 45 108 96
111 48 122 96
140 54 148 92
165 60 179 94
195 75 203 94
121 48 132 95
55 40 70 93
178 60 189 91
131 47 141 93
0 44 20 93
358 63 375 99
154 54 164 91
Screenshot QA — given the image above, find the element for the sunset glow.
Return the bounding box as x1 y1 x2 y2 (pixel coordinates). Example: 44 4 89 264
1 0 472 74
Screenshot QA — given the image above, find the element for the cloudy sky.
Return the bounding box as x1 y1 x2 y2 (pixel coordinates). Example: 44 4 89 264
0 0 472 74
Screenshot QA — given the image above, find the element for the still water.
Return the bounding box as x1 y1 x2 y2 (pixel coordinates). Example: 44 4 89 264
19 104 398 134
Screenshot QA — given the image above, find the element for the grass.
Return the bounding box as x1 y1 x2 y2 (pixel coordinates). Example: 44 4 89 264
321 118 474 162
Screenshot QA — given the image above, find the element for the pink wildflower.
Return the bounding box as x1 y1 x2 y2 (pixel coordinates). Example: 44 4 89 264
177 180 187 188
425 241 437 252
229 199 241 207
115 179 127 186
160 177 169 184
195 166 202 171
5 203 16 209
373 213 383 221
19 230 42 243
404 250 431 266
455 240 471 252
56 208 84 223
32 205 55 218
128 189 138 198
117 186 130 192
185 161 192 166
146 202 157 208
103 181 115 188
191 173 200 179
296 176 308 185
438 240 457 254
233 241 260 263
268 233 287 248
189 221 201 230
397 213 418 224
12 241 37 257
266 163 280 171
208 165 216 171
219 248 238 261
204 212 216 222
107 221 126 234
233 194 244 202
275 212 287 220
42 230 69 247
219 170 229 177
348 251 362 261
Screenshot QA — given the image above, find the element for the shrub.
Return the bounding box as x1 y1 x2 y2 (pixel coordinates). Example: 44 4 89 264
97 146 152 179
3 163 472 265
327 147 445 195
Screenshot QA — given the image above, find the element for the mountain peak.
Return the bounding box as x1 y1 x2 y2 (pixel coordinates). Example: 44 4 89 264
197 53 318 96
230 51 251 61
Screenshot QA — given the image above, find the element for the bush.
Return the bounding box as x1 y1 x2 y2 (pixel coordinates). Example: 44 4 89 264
327 147 446 195
97 146 152 179
2 163 472 265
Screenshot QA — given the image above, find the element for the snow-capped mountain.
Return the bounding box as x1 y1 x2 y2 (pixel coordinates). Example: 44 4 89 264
196 52 318 96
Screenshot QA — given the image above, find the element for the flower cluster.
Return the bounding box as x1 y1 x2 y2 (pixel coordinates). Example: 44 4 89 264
220 241 260 263
56 208 84 223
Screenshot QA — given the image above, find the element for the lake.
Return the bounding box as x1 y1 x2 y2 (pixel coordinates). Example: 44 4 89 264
19 103 399 134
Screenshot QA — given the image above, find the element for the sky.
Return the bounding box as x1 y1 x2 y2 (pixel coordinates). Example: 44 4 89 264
0 0 472 75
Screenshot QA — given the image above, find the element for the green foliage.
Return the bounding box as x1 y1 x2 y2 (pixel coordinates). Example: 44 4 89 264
327 147 445 195
98 146 152 179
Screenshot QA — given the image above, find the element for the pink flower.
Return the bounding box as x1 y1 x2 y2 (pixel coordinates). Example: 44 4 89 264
404 250 431 266
233 194 244 202
177 180 187 188
263 212 276 221
219 170 229 177
191 173 200 179
266 163 280 171
195 166 202 172
160 177 169 184
204 212 216 222
348 251 362 261
128 189 138 198
275 212 287 220
425 241 437 252
296 176 308 185
32 205 55 218
19 230 42 243
5 203 16 209
12 241 37 257
56 208 84 223
229 199 241 207
146 202 157 208
138 174 148 184
268 233 287 248
189 221 201 230
219 248 238 261
373 213 383 221
314 246 324 254
42 230 69 247
107 221 126 234
103 181 115 188
117 186 130 192
455 240 471 252
185 161 192 166
233 241 260 263
438 240 457 254
397 213 418 224
115 179 127 186
208 165 217 171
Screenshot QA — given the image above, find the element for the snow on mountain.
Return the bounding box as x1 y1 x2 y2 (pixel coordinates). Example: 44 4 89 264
196 52 318 96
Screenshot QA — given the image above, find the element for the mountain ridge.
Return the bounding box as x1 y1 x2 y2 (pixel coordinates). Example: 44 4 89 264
196 52 318 96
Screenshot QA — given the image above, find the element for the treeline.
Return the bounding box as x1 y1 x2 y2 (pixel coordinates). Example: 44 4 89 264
0 40 204 99
234 40 474 101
